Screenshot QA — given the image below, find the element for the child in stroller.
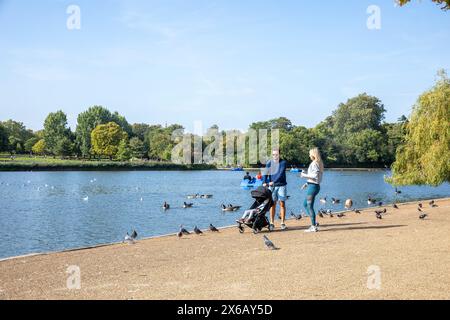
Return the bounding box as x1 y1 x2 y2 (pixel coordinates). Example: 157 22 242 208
237 186 274 234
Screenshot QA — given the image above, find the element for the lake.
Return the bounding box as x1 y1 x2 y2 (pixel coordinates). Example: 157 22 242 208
0 170 449 259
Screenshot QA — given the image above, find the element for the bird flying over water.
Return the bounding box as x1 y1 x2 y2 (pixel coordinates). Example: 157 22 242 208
331 198 340 204
263 235 277 250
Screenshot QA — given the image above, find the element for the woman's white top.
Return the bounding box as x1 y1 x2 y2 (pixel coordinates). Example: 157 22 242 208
301 161 323 185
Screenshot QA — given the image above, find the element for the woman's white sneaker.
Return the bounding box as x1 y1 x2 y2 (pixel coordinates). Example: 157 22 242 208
304 226 318 233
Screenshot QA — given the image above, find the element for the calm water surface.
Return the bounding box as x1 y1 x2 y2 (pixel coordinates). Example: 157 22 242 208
0 170 449 259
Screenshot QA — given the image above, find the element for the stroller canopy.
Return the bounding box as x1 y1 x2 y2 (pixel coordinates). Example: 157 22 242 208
251 186 272 200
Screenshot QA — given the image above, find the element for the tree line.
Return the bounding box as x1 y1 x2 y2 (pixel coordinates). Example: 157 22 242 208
0 71 448 186
0 96 406 167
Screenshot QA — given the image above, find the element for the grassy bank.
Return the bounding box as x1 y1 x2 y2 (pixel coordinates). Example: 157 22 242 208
0 156 216 171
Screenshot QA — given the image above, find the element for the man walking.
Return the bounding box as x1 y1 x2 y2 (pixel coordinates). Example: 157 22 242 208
263 149 288 230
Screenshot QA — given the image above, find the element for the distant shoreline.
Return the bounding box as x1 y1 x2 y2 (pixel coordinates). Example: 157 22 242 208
0 157 389 172
0 165 388 172
0 161 216 172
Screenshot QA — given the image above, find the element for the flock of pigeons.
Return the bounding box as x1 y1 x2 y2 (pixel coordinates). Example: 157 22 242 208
124 192 223 244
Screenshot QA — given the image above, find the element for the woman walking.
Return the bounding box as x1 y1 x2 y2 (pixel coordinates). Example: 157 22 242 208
300 148 324 233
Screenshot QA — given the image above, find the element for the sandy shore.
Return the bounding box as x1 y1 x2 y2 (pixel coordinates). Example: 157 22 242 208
0 198 449 300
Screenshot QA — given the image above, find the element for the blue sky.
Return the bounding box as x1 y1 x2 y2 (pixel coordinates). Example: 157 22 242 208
0 0 448 133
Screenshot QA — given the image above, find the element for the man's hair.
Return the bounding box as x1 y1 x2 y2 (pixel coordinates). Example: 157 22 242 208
272 148 280 154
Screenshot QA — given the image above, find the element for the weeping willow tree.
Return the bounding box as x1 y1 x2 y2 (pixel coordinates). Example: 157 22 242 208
396 0 450 10
387 70 450 186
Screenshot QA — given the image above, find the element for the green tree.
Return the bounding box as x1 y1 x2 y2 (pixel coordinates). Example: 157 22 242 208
24 137 40 153
347 129 385 163
32 139 46 155
388 70 450 186
129 137 145 159
396 0 450 10
116 139 131 161
54 136 74 158
331 94 387 164
0 120 34 154
0 124 8 152
279 126 315 165
91 122 128 160
131 123 150 141
75 106 131 158
43 110 73 156
250 117 293 131
311 116 339 165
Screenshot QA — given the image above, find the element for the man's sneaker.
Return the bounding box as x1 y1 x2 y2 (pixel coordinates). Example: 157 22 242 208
280 224 288 230
269 224 275 231
304 225 318 233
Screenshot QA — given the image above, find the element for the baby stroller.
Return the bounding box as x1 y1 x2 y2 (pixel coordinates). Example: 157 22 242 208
237 186 274 234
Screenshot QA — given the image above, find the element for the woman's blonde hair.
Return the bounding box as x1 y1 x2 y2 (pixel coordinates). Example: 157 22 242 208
309 147 324 171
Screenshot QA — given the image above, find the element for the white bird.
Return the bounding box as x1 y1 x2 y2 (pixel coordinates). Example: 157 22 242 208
82 196 89 201
140 197 143 202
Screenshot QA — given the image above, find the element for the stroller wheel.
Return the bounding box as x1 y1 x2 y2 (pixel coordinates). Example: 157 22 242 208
238 226 245 233
253 228 259 234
